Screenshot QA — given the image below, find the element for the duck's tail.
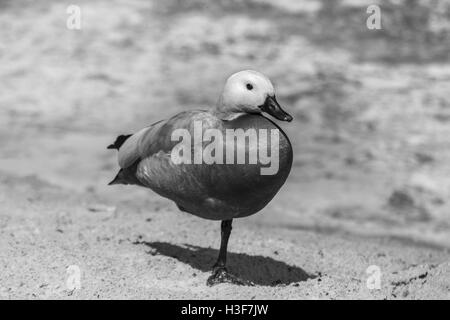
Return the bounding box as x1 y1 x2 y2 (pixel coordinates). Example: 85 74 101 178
107 134 132 150
107 134 142 186
108 169 128 185
107 135 131 185
108 161 143 186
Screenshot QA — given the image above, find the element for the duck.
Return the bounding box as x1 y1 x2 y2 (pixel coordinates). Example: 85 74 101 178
108 70 293 285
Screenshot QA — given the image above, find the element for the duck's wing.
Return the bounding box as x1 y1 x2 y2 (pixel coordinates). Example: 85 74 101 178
116 110 209 169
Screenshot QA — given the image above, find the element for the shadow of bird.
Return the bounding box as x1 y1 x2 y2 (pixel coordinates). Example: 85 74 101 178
134 241 316 286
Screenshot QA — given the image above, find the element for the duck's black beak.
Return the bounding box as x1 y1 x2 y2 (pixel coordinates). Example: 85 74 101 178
260 95 293 122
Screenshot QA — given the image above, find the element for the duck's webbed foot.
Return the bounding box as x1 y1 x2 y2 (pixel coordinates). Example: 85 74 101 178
206 219 255 286
206 266 254 286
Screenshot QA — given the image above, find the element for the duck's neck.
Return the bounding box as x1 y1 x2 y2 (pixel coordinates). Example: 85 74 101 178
213 96 245 121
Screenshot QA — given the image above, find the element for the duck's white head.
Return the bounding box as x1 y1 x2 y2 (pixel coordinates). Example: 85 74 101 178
216 70 293 122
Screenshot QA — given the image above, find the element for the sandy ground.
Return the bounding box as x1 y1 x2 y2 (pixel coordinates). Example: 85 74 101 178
0 172 448 299
0 0 449 299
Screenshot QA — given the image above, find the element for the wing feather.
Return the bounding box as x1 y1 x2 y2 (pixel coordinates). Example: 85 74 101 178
117 111 210 169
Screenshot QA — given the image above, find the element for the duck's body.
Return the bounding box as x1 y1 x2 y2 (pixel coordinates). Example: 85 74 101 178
108 70 293 285
110 110 292 221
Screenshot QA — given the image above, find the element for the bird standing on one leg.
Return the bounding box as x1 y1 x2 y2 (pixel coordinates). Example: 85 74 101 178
207 219 237 286
108 70 293 285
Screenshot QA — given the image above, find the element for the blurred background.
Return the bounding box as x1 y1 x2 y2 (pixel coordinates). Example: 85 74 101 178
0 0 449 247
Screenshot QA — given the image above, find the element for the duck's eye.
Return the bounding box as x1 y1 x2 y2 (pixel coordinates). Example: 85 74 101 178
246 83 253 90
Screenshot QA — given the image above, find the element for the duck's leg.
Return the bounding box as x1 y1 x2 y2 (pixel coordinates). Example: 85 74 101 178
206 219 253 286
